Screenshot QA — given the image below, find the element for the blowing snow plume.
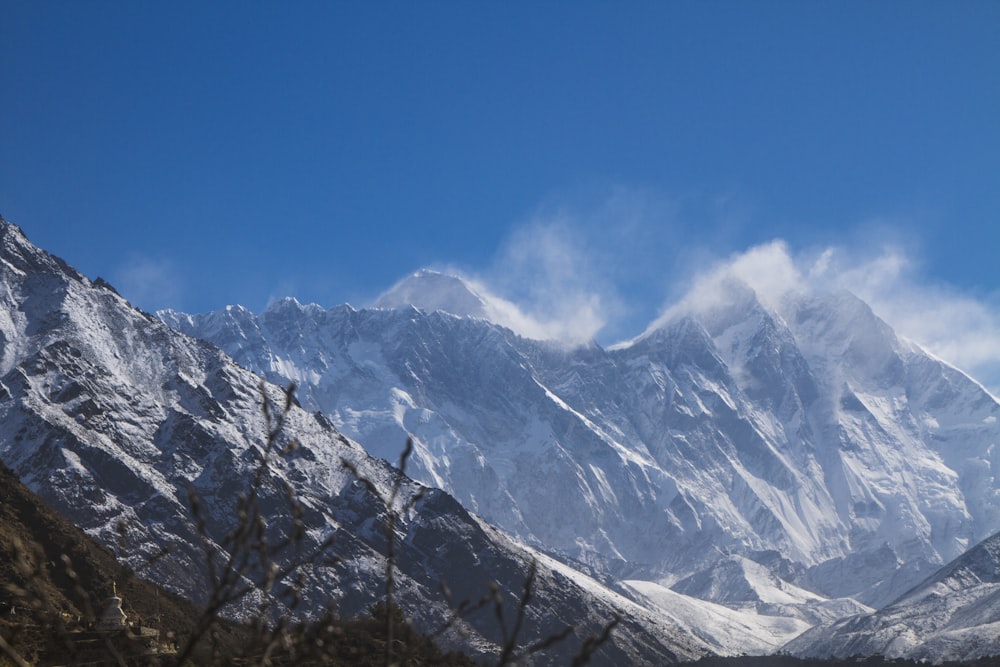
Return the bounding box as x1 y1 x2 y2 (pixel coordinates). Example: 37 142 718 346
373 267 601 344
644 239 1000 395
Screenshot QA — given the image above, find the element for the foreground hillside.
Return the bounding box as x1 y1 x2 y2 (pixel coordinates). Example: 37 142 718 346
0 458 478 665
0 460 206 656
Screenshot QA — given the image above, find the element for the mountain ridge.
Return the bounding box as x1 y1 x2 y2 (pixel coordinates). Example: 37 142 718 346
785 529 1000 662
161 266 1000 619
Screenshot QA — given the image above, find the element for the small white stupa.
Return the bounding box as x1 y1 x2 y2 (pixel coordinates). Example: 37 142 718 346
96 581 127 633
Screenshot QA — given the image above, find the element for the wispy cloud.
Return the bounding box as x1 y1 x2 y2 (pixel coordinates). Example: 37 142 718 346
820 247 1000 395
655 239 803 320
113 255 183 313
480 217 608 344
472 185 701 345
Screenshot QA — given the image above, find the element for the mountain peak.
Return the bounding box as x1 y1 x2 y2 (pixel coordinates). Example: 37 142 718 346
373 269 491 319
1 218 41 262
261 296 327 318
1 217 86 284
616 275 767 351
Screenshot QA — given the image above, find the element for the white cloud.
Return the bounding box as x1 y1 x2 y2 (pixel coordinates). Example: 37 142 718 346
798 242 1000 393
460 274 603 345
471 186 697 345
482 218 608 345
841 263 1000 395
113 255 183 312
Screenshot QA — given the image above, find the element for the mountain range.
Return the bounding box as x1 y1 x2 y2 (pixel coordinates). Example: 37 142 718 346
0 220 707 664
5 215 1000 663
160 266 1000 661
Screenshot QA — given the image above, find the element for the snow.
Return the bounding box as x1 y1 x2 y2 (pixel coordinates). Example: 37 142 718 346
623 579 811 654
1 222 718 665
374 269 491 320
148 255 1000 662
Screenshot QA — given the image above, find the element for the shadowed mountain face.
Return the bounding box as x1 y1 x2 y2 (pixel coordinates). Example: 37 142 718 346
0 458 205 636
0 220 707 665
161 268 1000 617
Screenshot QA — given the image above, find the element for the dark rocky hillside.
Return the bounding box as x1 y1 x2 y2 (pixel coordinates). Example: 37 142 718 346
0 458 207 662
0 459 475 666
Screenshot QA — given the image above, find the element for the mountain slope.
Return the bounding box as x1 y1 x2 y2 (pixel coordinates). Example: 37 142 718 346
160 269 1000 622
0 220 708 665
0 458 207 639
785 530 1000 662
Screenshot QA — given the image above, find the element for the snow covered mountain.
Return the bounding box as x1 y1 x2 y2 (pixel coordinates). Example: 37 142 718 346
0 220 710 665
374 269 495 318
785 529 1000 662
161 268 1000 639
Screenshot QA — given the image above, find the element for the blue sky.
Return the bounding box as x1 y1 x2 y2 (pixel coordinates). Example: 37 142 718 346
2 2 999 386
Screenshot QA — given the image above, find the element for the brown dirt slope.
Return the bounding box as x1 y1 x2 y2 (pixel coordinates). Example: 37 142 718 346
0 459 210 666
